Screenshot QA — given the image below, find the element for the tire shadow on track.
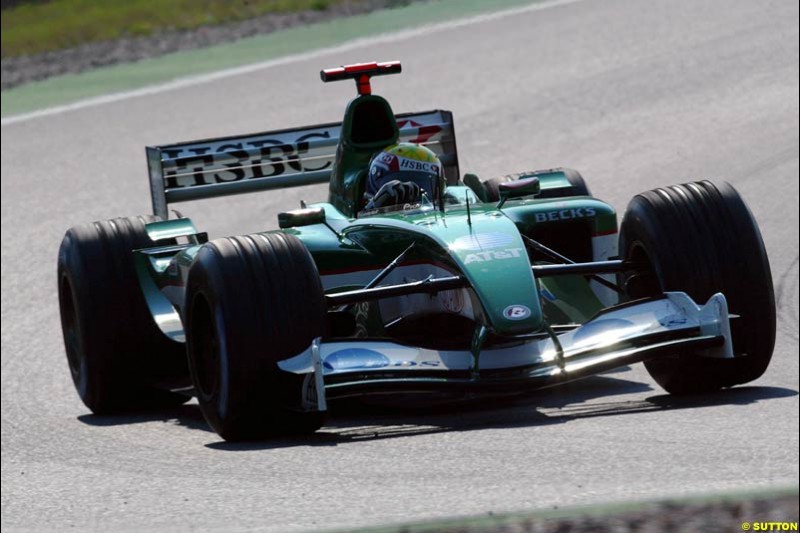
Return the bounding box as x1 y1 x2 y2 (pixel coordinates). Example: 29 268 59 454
77 402 213 433
201 378 797 451
75 372 651 438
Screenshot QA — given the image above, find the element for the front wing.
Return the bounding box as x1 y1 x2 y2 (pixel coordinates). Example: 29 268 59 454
279 292 733 406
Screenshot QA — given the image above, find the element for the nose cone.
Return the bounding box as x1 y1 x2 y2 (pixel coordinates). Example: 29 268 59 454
443 214 543 335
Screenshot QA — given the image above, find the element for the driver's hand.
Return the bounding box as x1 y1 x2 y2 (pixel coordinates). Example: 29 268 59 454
365 180 422 210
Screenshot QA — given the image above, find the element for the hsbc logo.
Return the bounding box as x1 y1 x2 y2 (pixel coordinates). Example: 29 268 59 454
534 207 596 223
503 305 531 320
399 158 439 174
162 131 333 189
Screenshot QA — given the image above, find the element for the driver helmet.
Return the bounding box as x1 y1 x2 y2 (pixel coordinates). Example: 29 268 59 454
366 143 443 201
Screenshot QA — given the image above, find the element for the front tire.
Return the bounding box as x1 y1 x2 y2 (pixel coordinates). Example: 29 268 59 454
57 216 188 414
185 232 327 441
619 181 775 394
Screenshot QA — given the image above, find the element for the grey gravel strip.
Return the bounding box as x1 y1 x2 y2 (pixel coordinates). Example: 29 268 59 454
340 489 799 533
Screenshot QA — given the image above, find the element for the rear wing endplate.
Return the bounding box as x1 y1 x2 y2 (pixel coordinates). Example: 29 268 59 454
146 110 459 219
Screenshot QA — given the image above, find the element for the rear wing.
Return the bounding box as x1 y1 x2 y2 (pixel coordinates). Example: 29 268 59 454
146 110 459 219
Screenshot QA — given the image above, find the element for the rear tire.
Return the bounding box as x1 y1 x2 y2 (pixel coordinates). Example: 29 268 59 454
618 181 775 394
185 232 327 441
57 216 189 414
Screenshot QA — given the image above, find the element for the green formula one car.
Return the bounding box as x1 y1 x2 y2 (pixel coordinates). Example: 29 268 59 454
58 61 776 441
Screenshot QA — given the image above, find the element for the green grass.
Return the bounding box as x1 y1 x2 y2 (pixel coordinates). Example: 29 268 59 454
2 0 538 117
1 0 345 58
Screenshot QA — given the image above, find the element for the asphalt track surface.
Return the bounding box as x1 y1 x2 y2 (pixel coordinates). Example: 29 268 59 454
2 0 798 531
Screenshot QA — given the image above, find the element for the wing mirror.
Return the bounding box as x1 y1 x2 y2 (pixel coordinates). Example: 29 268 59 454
497 177 541 208
278 207 326 229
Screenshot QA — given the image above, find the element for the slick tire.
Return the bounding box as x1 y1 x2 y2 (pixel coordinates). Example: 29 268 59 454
185 233 327 441
482 168 590 202
618 181 776 394
58 216 189 414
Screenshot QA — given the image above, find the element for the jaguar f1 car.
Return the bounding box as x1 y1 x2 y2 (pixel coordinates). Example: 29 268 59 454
58 61 776 441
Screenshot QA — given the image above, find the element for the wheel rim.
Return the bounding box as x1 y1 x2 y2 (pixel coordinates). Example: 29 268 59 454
624 242 660 299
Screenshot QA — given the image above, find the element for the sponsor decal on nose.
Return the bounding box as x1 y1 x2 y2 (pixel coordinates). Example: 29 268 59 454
450 232 515 250
503 305 531 320
463 248 525 264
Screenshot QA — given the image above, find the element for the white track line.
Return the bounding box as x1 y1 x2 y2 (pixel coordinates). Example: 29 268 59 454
1 0 584 127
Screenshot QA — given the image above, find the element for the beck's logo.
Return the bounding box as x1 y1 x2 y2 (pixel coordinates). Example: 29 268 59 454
534 207 596 223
